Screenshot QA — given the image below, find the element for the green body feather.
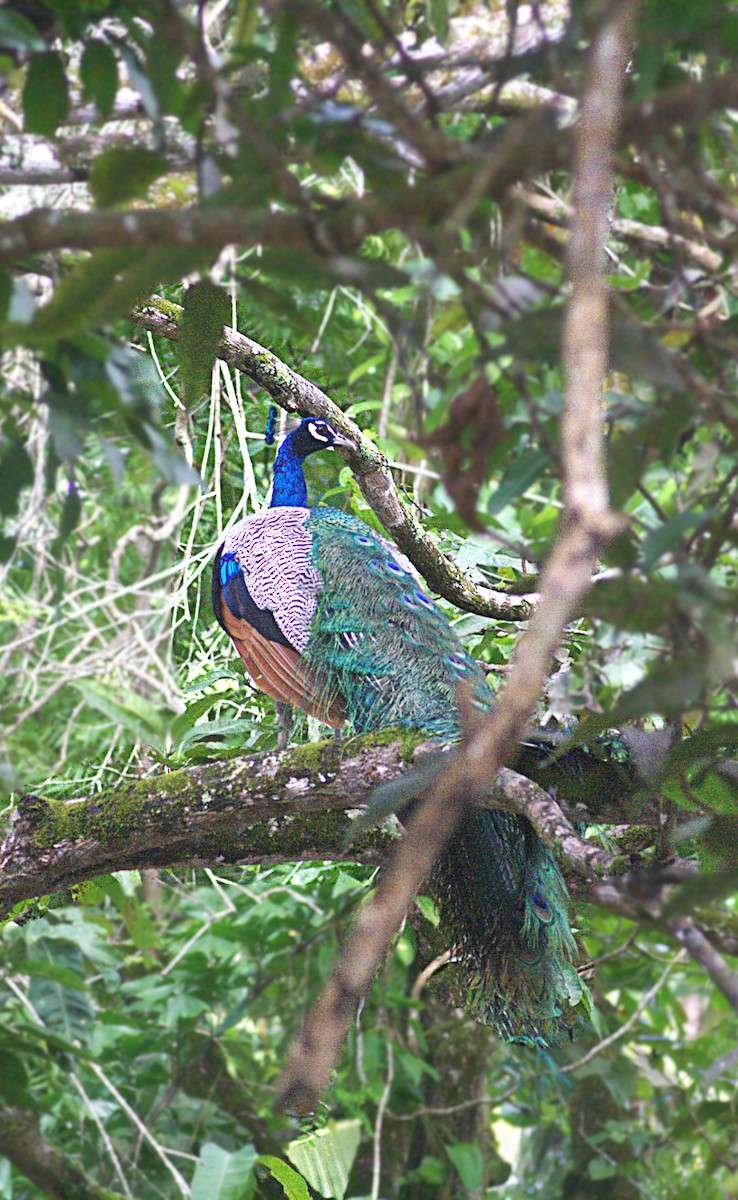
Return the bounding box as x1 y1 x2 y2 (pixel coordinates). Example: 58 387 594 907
303 509 585 1046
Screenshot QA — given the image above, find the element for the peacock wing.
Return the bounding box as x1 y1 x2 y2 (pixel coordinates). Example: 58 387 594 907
303 507 491 737
213 509 344 726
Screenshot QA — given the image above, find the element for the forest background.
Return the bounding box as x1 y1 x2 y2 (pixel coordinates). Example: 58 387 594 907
1 0 738 1198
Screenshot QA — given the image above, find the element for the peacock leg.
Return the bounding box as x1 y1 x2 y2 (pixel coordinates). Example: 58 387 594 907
275 701 293 751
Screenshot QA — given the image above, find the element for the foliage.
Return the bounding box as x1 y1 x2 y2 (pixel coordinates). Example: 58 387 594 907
0 0 738 1197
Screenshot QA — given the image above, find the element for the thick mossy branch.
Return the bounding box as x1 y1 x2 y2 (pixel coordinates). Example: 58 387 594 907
0 726 664 921
0 731 424 920
2 730 735 963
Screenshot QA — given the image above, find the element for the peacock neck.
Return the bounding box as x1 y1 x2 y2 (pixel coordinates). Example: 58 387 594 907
270 433 308 508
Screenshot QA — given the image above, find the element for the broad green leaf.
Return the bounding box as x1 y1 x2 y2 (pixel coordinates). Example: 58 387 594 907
0 435 33 517
190 1142 257 1200
180 281 230 402
427 0 450 43
80 39 118 118
23 51 69 136
586 576 678 634
71 678 168 743
90 147 167 207
0 1051 35 1108
588 1158 618 1180
488 447 549 516
233 0 259 48
259 1157 310 1200
446 1142 484 1193
179 717 260 746
27 939 95 1044
286 1120 361 1200
84 876 160 951
0 10 45 51
30 247 212 340
643 509 713 569
614 652 709 720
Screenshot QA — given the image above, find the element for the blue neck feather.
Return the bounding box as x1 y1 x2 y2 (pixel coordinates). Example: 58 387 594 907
270 430 309 508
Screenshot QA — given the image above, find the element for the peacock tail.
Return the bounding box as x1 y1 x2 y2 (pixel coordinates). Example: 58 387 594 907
213 418 587 1046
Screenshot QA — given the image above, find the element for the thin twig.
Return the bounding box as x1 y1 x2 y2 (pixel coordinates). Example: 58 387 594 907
562 951 687 1073
371 1035 394 1200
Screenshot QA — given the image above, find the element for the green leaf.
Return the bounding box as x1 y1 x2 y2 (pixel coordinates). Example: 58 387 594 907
286 1120 361 1200
85 876 160 951
415 894 440 926
71 678 168 743
488 448 549 515
23 51 70 136
55 485 82 546
233 0 259 48
588 1158 618 1180
29 246 211 340
27 939 95 1045
180 281 230 403
586 576 678 634
190 1143 258 1200
643 509 713 569
0 435 33 517
0 270 12 322
615 651 709 720
0 1050 34 1108
427 0 450 43
259 1157 310 1200
446 1142 484 1193
80 39 118 118
0 11 45 52
90 147 167 208
179 717 260 746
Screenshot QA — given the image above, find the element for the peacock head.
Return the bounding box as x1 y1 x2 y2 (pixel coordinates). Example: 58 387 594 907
270 417 355 508
286 417 355 458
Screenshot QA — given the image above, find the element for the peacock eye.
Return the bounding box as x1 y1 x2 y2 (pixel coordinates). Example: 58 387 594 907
401 593 418 608
385 561 405 576
355 535 373 545
446 652 468 672
415 591 433 608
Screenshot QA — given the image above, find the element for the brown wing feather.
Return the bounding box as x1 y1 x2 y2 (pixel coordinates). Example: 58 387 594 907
222 610 344 728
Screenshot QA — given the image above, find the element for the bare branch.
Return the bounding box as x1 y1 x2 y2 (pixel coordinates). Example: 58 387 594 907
519 187 723 273
668 918 738 1016
277 1 634 1115
491 768 615 879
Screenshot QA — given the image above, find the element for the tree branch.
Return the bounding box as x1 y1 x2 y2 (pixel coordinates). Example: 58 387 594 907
667 919 738 1016
519 188 723 273
0 1105 120 1200
0 727 668 922
277 2 635 1114
130 296 530 622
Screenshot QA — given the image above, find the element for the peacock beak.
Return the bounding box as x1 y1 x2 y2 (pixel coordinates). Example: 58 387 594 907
332 431 356 451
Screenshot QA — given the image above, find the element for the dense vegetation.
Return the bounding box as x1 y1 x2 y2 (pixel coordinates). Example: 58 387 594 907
1 1 738 1197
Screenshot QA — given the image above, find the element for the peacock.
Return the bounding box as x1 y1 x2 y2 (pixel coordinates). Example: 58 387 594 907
212 415 588 1046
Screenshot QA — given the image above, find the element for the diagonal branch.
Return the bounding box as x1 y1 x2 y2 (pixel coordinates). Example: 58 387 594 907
277 0 636 1116
668 918 738 1016
131 296 529 622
